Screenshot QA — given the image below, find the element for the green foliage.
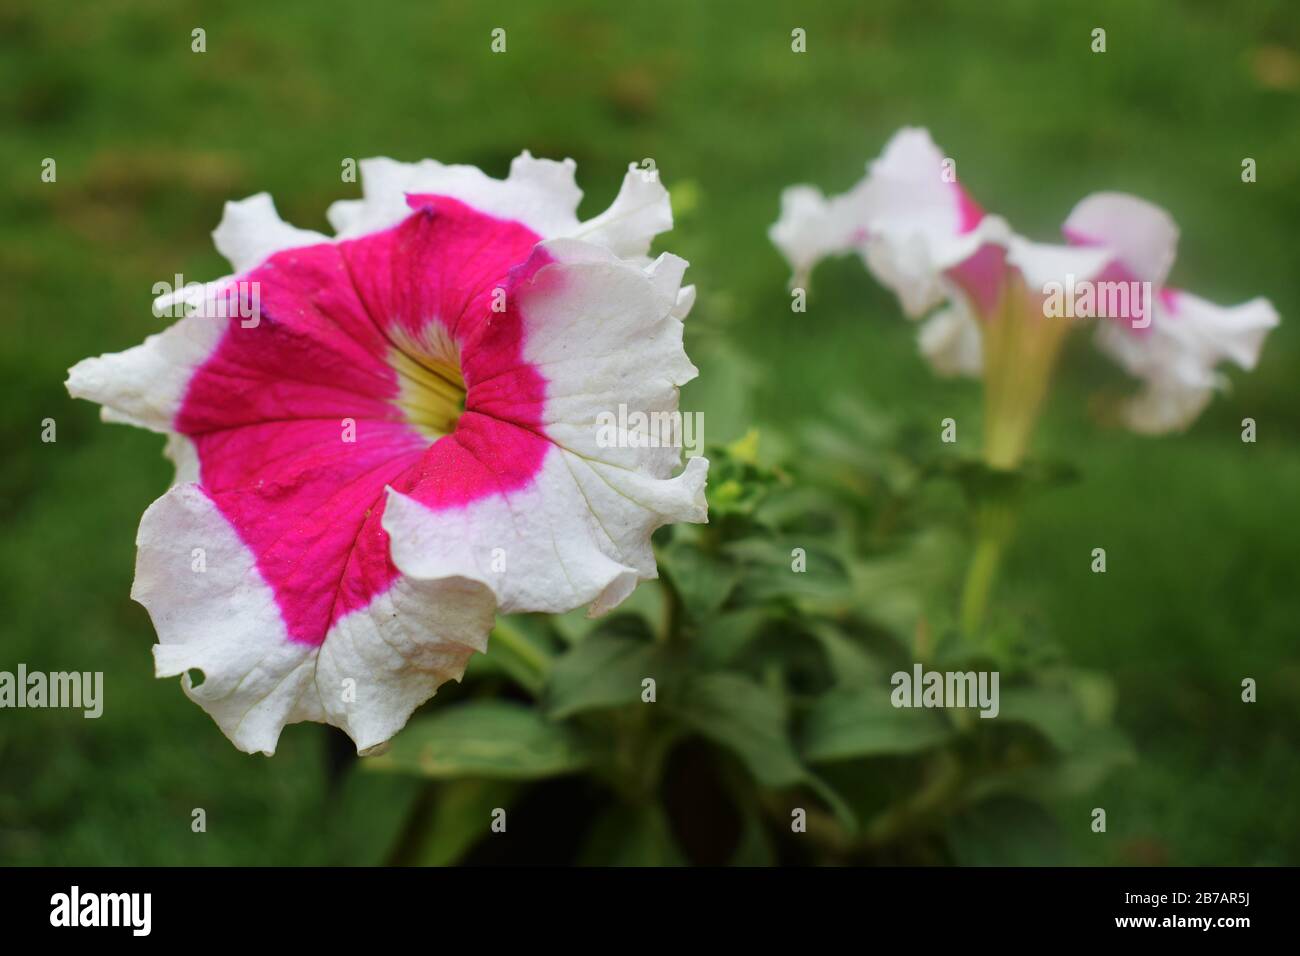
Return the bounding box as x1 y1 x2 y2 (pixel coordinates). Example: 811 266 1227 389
801 688 952 762
369 700 591 780
368 417 1134 864
579 805 687 866
407 780 520 867
544 616 665 719
665 672 806 788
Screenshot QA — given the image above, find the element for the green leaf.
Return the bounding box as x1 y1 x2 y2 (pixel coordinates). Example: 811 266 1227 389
544 615 664 719
847 529 963 635
727 802 777 866
689 607 770 668
367 701 590 780
998 686 1092 754
1018 727 1136 799
660 538 741 621
579 804 687 866
946 797 1065 866
968 725 1136 802
1034 726 1136 797
726 537 854 613
666 673 806 788
414 779 520 867
322 768 425 865
804 619 886 686
800 687 952 763
550 580 667 646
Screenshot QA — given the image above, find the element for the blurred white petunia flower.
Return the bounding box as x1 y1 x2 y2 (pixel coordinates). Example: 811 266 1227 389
771 127 1279 462
1064 193 1278 433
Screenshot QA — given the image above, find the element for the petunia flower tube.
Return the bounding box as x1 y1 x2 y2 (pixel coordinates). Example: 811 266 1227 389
1063 193 1279 434
67 153 709 755
770 127 1279 465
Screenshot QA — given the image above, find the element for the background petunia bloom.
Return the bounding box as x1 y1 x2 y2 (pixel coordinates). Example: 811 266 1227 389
771 128 1103 468
67 154 708 755
1064 193 1278 434
770 127 1279 467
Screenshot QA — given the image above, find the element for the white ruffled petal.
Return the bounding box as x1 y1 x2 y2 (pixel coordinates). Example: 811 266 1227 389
918 298 983 377
330 152 579 238
384 452 707 620
1161 292 1279 372
139 484 497 755
860 127 964 226
65 314 226 432
866 213 1010 318
1006 235 1113 292
855 129 1002 315
672 283 697 320
327 152 676 262
312 575 495 754
768 184 867 288
1116 378 1217 434
573 163 674 260
213 193 328 275
517 242 701 475
327 152 584 240
769 127 1016 318
1096 291 1279 433
1064 192 1179 286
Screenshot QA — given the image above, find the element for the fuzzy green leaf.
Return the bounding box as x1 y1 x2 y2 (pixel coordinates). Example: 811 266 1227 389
368 701 590 780
801 687 952 763
666 673 806 788
544 615 665 719
579 804 688 866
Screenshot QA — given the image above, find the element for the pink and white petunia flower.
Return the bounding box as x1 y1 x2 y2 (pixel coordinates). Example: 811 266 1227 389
67 153 708 755
769 128 1107 378
1064 193 1279 433
771 128 1279 460
770 128 1009 318
771 127 1109 467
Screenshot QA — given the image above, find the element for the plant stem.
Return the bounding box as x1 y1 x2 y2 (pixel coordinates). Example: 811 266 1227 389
959 500 1015 638
489 617 554 693
962 275 1072 636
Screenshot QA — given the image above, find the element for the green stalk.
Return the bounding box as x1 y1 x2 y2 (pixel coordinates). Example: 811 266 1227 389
488 617 554 695
960 276 1072 637
959 500 1015 638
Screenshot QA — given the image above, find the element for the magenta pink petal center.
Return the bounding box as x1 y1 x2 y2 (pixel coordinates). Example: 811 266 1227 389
1063 226 1159 334
942 182 1006 317
174 197 553 645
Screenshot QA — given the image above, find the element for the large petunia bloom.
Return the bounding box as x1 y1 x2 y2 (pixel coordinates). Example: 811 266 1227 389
68 153 708 755
771 127 1279 464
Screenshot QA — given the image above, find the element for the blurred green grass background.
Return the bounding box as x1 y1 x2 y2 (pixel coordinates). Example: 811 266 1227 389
1 0 1298 864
